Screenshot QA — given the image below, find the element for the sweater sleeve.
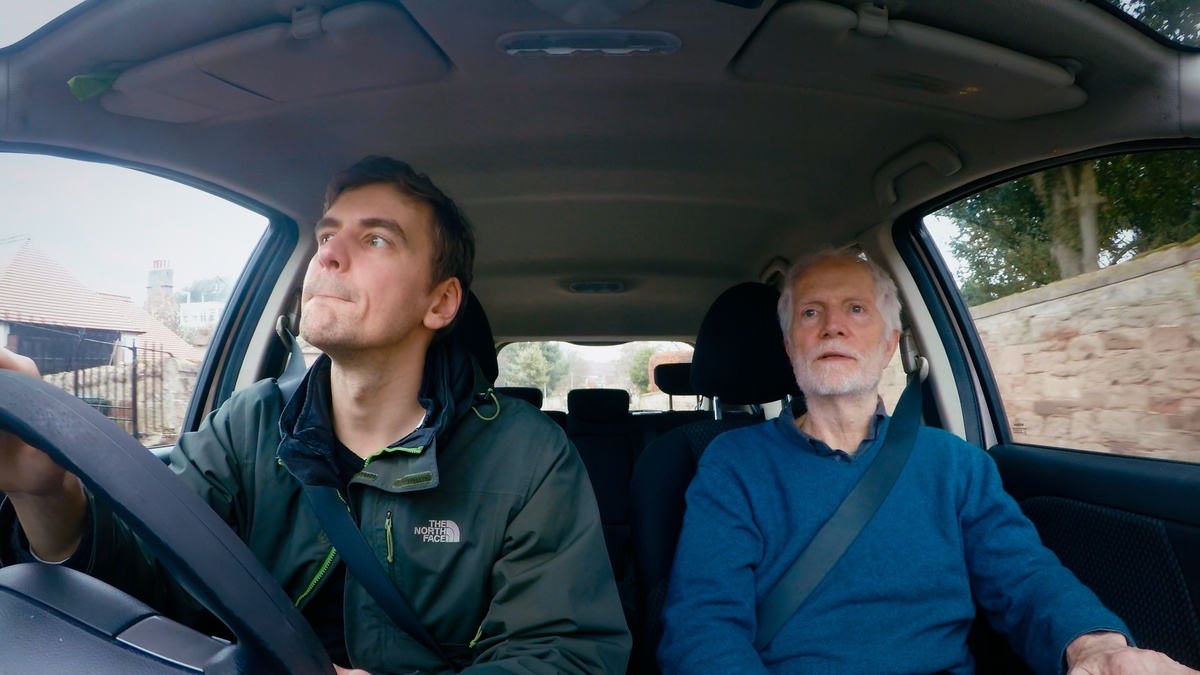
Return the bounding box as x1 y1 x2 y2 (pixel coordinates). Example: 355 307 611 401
958 447 1131 675
657 439 770 674
465 432 632 674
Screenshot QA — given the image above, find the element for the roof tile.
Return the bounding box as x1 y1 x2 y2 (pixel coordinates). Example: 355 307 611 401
0 237 142 332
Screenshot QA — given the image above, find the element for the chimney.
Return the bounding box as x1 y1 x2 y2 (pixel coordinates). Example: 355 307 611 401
145 260 180 333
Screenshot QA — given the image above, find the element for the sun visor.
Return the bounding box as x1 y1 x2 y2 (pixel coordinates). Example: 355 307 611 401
99 2 449 123
732 1 1086 120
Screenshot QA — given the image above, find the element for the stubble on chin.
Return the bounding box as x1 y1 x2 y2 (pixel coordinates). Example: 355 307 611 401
299 305 352 352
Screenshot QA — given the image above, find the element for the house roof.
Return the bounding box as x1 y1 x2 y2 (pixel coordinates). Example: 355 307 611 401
98 294 206 363
0 237 205 363
0 236 142 332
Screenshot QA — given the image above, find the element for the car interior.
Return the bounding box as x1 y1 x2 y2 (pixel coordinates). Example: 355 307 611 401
1 0 1199 672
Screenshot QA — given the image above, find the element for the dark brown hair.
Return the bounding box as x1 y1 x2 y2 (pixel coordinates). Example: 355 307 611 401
324 156 475 297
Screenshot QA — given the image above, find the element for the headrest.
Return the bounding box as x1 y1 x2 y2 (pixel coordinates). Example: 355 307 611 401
690 282 800 405
496 386 543 408
448 291 498 383
545 409 569 430
653 363 694 396
567 388 630 423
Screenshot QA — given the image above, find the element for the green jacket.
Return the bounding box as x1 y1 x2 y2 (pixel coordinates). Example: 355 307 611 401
77 344 630 673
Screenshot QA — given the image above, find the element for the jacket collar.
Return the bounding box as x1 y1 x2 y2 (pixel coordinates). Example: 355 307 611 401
277 340 490 493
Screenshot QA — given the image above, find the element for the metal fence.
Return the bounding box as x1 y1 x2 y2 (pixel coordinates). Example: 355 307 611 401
45 342 170 441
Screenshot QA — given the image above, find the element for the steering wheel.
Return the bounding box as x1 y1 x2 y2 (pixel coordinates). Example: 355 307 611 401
0 370 332 673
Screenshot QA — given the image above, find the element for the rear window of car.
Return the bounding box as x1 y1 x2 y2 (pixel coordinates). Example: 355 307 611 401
0 153 267 448
926 149 1200 463
496 341 695 412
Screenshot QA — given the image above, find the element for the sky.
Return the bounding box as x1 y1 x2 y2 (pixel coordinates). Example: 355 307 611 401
1 1 84 49
0 154 269 305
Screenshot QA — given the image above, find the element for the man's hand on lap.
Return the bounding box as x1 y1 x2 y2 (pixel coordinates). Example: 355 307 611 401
1067 632 1198 674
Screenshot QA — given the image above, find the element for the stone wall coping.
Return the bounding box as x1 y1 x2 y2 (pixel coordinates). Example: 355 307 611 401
968 241 1200 319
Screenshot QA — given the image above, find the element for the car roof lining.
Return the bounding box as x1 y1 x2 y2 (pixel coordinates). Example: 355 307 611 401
0 0 1189 342
734 1 1086 121
99 2 450 123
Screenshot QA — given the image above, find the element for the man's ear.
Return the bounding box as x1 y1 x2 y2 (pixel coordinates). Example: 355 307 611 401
883 328 901 361
424 277 463 331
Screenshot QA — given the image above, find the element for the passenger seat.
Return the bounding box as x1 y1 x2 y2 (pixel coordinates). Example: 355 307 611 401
628 282 800 672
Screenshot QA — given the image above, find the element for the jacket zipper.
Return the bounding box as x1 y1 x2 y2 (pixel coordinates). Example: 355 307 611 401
296 490 349 607
295 546 338 608
386 511 395 564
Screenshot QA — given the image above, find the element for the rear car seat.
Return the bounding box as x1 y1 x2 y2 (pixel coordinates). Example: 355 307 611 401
566 388 642 582
629 282 800 672
494 386 567 430
649 363 708 436
494 386 542 408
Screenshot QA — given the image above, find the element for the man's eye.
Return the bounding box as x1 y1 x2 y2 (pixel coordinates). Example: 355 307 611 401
851 305 864 313
368 235 387 248
317 232 333 245
802 309 817 318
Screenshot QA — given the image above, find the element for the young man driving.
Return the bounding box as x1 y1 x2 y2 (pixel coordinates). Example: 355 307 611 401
0 156 631 674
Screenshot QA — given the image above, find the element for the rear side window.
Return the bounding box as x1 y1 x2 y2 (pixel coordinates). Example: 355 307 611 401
926 150 1200 463
496 341 694 412
0 154 267 448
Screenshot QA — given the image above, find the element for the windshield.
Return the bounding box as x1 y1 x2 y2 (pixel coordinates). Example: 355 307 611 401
0 1 87 50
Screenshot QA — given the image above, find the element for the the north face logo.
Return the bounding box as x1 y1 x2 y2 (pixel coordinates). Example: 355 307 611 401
414 519 460 543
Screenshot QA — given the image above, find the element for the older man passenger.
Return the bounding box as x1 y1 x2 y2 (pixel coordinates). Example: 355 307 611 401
657 249 1195 674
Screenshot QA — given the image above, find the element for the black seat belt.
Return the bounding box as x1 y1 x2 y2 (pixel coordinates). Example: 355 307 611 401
754 368 925 651
275 316 307 402
302 486 460 671
274 319 461 671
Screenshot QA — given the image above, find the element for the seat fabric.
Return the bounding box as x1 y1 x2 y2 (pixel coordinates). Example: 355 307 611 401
629 282 796 672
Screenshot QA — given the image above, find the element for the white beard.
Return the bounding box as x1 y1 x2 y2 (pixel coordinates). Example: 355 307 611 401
792 340 889 398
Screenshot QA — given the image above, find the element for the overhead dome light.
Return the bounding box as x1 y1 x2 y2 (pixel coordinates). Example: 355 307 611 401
498 30 680 56
568 281 627 294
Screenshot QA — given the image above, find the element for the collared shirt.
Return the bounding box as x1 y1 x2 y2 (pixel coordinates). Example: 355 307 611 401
782 397 888 462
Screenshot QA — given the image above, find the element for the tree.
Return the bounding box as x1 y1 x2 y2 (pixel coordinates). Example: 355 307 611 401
541 342 570 396
176 276 233 304
941 151 1200 305
1112 0 1200 44
498 342 551 392
626 346 655 394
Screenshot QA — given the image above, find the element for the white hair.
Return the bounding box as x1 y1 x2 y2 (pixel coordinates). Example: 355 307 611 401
776 248 902 343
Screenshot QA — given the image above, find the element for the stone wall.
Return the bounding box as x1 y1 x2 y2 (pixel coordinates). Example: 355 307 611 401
964 243 1200 462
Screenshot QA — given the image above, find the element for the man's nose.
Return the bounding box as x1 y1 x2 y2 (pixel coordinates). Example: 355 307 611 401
820 311 847 338
315 235 345 270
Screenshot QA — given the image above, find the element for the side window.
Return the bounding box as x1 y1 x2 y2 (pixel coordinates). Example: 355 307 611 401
926 150 1200 462
0 154 267 448
496 341 695 412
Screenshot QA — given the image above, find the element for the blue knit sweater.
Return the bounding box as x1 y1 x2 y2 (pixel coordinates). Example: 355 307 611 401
658 409 1129 675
